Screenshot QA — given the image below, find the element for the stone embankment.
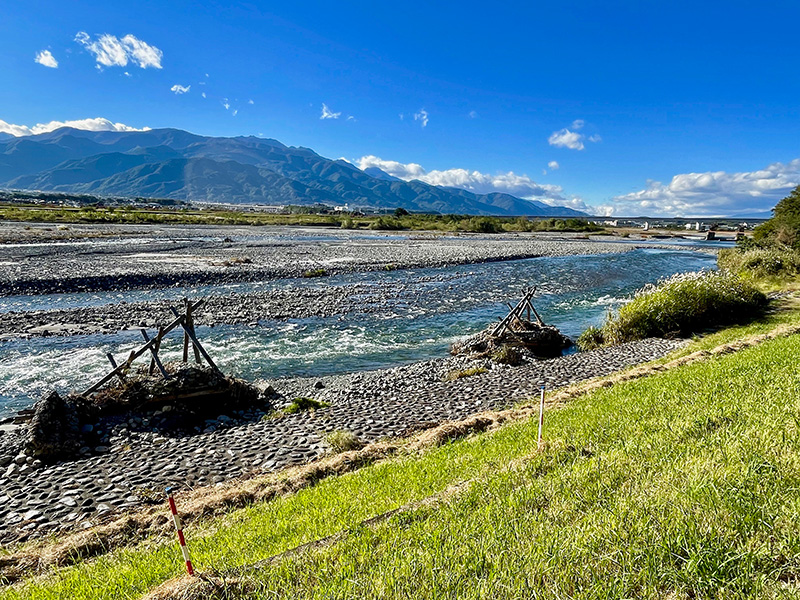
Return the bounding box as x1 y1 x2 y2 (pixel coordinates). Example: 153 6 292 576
0 337 682 544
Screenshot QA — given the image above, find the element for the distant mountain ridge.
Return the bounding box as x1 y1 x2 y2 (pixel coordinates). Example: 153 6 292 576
0 127 588 216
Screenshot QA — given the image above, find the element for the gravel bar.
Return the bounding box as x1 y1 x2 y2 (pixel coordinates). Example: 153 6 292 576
0 223 639 296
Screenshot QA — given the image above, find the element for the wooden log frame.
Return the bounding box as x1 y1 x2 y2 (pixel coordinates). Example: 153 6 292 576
83 299 213 396
169 306 220 374
490 287 544 337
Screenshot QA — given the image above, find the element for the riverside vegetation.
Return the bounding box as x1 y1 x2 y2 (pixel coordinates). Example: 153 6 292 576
576 185 800 350
0 201 602 234
4 190 800 598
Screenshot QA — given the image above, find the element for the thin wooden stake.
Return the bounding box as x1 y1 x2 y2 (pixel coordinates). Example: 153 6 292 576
186 302 201 364
169 307 221 374
105 353 126 384
182 299 190 363
538 386 546 449
141 329 170 379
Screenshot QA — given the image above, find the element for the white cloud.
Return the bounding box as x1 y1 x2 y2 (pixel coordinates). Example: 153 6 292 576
414 109 429 128
548 128 585 150
222 98 230 110
320 103 341 119
170 84 190 94
548 120 601 151
399 113 404 121
232 109 238 116
607 159 800 217
201 92 207 99
248 99 254 105
356 155 576 206
121 35 163 68
34 50 58 68
74 32 162 69
346 115 356 121
548 160 560 170
0 117 149 137
468 110 478 119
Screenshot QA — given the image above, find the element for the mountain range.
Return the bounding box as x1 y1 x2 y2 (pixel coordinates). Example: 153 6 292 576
0 127 588 216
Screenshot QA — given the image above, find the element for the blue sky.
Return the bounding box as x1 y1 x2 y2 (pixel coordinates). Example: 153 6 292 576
1 0 799 217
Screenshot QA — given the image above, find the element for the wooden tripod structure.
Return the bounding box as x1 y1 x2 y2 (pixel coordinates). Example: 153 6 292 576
490 287 544 337
84 298 220 396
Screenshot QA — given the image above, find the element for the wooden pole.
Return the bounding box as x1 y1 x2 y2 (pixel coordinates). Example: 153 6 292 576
538 386 546 449
105 353 127 384
186 302 201 364
182 299 190 363
141 329 170 379
169 307 221 374
149 326 163 374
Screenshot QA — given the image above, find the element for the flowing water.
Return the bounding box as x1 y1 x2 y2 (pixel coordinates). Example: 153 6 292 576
0 247 716 417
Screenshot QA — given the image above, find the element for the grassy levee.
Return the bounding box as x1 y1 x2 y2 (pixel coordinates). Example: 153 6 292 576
4 328 800 598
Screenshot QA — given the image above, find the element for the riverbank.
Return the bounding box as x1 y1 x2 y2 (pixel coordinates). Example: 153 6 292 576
4 315 800 598
0 336 682 545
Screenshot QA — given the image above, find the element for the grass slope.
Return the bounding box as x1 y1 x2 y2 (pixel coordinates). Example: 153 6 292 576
5 333 800 598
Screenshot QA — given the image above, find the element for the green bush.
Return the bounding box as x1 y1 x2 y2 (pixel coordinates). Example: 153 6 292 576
458 217 502 233
718 246 800 279
445 366 488 381
752 184 800 248
586 271 767 346
302 268 329 278
368 217 405 230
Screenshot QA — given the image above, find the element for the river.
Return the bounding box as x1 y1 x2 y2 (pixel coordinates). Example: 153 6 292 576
0 246 716 417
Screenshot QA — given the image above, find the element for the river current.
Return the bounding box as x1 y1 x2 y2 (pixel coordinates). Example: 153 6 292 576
0 247 716 417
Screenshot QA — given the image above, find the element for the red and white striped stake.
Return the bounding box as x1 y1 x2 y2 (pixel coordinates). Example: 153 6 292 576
166 487 194 576
538 385 546 449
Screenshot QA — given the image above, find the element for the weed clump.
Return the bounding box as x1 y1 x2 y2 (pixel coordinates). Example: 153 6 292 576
490 345 524 365
576 325 605 351
283 397 330 414
579 271 767 347
302 268 328 278
445 366 488 381
323 429 364 453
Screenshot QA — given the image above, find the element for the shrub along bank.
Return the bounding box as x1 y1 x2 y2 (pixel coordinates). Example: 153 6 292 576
577 271 767 350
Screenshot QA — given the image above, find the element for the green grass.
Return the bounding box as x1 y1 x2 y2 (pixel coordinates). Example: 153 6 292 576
300 268 329 278
6 332 800 598
719 246 800 282
322 429 364 453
